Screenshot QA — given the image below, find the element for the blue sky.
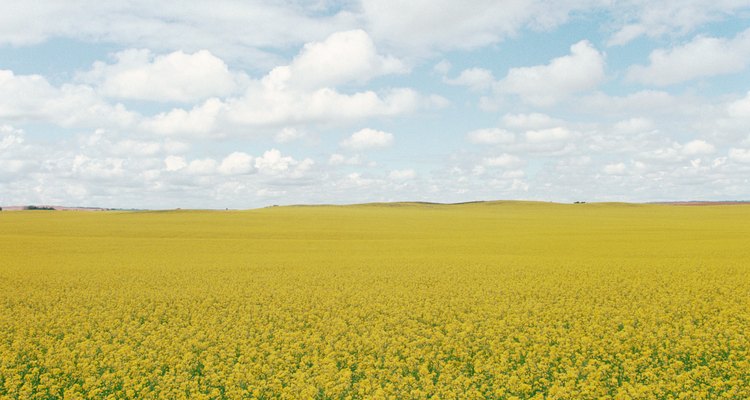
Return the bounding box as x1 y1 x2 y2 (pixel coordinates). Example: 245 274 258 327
2 1 750 209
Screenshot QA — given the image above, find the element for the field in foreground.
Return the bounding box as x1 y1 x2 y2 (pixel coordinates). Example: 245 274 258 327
1 202 749 399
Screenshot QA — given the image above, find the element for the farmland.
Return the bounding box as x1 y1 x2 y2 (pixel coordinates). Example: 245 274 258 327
1 202 749 398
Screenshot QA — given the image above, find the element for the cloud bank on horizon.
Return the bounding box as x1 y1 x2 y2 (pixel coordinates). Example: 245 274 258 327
1 0 750 208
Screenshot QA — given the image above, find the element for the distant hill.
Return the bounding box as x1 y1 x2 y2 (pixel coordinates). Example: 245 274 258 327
650 201 750 206
0 205 112 211
2 200 749 212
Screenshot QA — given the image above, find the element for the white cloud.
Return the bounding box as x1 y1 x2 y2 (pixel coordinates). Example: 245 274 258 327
682 140 715 155
467 128 515 145
627 29 750 86
607 1 750 46
0 2 356 67
71 155 125 180
433 60 452 75
275 127 306 143
138 31 443 136
497 40 605 106
0 125 33 180
483 154 522 168
187 158 218 175
111 139 161 156
445 68 495 91
276 29 406 89
76 130 187 160
163 140 190 154
638 145 683 163
224 86 437 128
253 149 313 177
164 155 187 172
729 148 750 163
579 90 682 116
6 4 750 207
502 169 525 179
81 49 246 102
1 2 746 67
389 169 416 180
254 149 295 174
525 127 571 143
0 125 24 150
328 153 364 166
361 0 585 55
341 128 394 150
503 113 562 130
218 152 255 175
144 85 436 137
727 91 750 118
0 69 137 128
4 29 444 140
612 118 655 134
604 162 627 175
141 98 224 136
256 188 287 198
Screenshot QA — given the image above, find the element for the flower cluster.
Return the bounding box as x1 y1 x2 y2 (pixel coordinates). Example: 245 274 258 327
1 204 748 398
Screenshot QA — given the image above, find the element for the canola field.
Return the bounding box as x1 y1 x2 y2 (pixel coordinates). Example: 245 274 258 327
1 202 749 399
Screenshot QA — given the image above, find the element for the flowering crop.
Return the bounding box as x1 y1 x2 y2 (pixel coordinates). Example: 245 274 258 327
1 202 749 398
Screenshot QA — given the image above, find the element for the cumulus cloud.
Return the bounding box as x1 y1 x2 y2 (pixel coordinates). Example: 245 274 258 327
71 155 126 180
388 169 416 180
137 31 443 136
0 70 137 128
79 129 188 159
222 86 439 129
1 2 747 65
503 113 563 130
328 153 364 166
0 125 35 181
4 29 444 139
361 0 587 55
729 148 750 163
80 49 246 102
0 2 356 67
483 154 522 168
467 128 515 145
578 90 683 116
453 41 605 108
607 1 750 46
141 98 224 136
186 158 218 175
218 152 255 175
5 3 750 207
627 28 750 86
445 68 495 91
0 124 24 150
276 29 406 89
603 162 627 175
497 40 605 106
727 91 750 118
612 118 655 134
164 155 187 172
433 60 452 75
525 127 572 143
275 127 307 143
682 140 715 155
160 148 311 182
254 149 314 176
341 128 394 150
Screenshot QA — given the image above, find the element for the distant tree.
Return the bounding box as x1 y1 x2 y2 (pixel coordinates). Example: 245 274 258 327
26 205 55 210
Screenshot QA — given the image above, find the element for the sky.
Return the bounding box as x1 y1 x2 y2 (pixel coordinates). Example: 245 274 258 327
2 1 750 209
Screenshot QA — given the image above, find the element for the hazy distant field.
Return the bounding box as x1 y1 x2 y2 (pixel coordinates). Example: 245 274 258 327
1 202 749 399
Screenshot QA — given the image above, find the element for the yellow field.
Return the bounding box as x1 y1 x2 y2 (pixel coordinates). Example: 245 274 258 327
1 202 749 399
